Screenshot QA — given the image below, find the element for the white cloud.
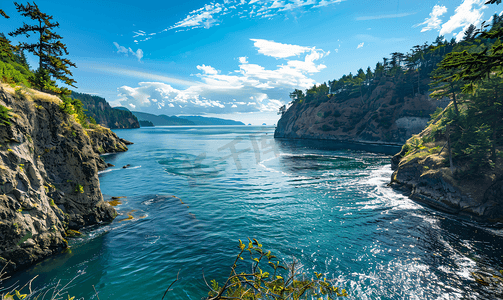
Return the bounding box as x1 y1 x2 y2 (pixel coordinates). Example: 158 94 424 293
130 48 143 61
117 40 328 115
414 5 448 32
357 42 364 49
113 42 143 61
197 64 219 75
440 0 487 40
251 39 316 58
113 42 128 55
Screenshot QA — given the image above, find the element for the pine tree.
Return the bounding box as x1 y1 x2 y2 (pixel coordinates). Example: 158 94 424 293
0 10 14 60
430 65 463 115
463 24 477 41
9 2 76 87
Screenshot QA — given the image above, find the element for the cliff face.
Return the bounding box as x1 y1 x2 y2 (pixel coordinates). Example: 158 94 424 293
390 113 503 222
71 91 140 129
275 81 449 145
0 85 127 274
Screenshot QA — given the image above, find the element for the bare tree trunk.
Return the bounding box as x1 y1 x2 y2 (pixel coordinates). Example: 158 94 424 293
39 20 42 70
451 82 459 115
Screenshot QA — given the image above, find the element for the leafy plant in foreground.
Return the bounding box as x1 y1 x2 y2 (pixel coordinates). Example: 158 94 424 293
203 239 347 300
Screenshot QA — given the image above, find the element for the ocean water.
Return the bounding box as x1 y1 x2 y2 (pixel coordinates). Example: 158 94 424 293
4 126 503 300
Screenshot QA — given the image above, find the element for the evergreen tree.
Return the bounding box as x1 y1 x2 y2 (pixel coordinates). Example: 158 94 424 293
463 24 477 41
0 11 14 60
0 33 14 60
9 2 76 87
430 66 463 115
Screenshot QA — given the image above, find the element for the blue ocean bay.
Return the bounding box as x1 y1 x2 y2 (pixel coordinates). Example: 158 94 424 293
5 126 503 299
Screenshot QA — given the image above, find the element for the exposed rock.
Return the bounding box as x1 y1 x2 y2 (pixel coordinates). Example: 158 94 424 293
0 85 121 275
275 81 449 145
390 114 503 223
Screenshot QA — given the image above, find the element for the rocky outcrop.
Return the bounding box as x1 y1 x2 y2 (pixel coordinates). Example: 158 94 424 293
275 81 449 145
0 84 124 275
86 125 132 158
390 118 503 222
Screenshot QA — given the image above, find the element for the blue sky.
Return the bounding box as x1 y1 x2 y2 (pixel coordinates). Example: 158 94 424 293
1 0 502 124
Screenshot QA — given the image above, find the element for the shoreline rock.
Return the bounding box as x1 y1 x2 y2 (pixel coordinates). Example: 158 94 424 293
390 126 503 224
0 85 129 275
274 81 449 145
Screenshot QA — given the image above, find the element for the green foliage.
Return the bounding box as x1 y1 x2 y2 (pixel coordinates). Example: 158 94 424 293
0 105 11 126
74 184 84 194
29 68 59 93
59 94 89 128
0 60 31 86
428 107 444 125
204 239 347 300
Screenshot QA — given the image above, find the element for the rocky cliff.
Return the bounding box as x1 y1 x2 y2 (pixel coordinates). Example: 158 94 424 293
390 107 503 222
275 81 449 145
0 84 129 275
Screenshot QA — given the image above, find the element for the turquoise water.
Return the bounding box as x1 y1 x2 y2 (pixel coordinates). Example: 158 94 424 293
4 126 503 299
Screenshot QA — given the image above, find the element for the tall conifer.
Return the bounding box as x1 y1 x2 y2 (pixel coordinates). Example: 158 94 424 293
9 2 76 87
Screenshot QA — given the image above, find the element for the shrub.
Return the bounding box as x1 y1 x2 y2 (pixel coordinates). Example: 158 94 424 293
0 105 11 126
203 239 347 300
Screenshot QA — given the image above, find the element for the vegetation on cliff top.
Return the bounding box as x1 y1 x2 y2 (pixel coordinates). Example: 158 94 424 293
395 0 503 180
0 2 139 131
280 0 503 179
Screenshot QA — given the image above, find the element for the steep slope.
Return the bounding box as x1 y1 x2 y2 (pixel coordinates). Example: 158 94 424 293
71 92 140 129
275 80 449 145
390 105 503 222
0 84 127 274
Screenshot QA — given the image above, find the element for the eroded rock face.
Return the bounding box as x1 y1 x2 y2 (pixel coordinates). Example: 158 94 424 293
0 87 122 274
390 134 503 223
275 81 449 145
86 126 132 170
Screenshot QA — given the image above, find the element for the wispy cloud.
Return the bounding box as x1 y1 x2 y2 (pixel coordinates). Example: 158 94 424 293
356 12 416 21
116 40 328 115
440 0 487 41
113 42 143 61
80 63 197 87
135 0 345 39
357 42 364 49
133 30 156 43
414 5 448 32
169 3 225 31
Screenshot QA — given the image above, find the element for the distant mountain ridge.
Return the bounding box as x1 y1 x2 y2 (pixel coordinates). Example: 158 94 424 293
179 115 245 125
115 108 245 126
